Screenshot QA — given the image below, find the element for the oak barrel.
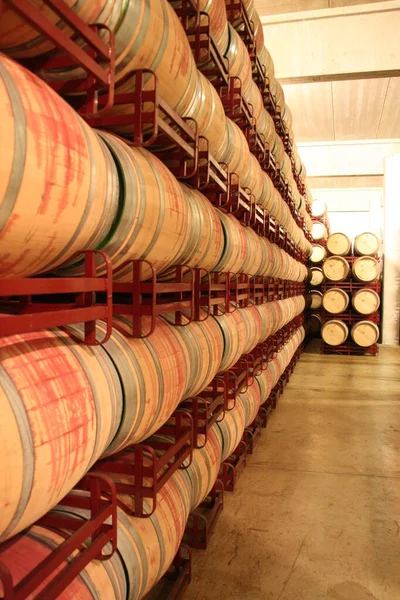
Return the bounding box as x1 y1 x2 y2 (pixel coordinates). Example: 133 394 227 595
321 320 349 346
311 200 327 218
312 221 328 241
310 244 327 264
352 256 380 282
310 290 323 309
322 288 350 315
323 256 350 282
310 267 324 286
351 321 379 347
354 232 380 256
326 233 352 257
352 289 381 315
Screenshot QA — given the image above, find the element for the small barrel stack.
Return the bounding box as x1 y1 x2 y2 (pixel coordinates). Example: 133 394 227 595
309 230 382 355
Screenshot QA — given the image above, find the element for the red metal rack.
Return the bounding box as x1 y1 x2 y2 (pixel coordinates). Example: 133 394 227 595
321 341 378 357
181 379 226 449
144 545 191 600
243 416 262 455
319 310 380 325
219 440 248 492
0 473 117 600
0 251 112 344
95 411 193 518
183 480 224 549
258 398 273 427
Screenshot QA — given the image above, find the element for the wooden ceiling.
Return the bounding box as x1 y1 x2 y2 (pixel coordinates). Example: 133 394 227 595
283 78 400 141
255 0 389 16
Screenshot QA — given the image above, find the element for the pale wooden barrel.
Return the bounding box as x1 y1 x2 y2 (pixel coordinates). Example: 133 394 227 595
73 316 189 458
241 154 264 204
354 232 380 256
183 424 223 510
256 109 276 150
312 221 328 241
217 398 246 461
352 256 380 282
310 290 323 309
351 321 379 347
310 244 327 264
352 289 381 315
240 383 262 428
0 0 119 58
322 288 350 315
259 46 275 82
270 77 285 112
62 133 189 282
215 309 248 372
241 227 264 276
244 80 264 125
163 310 224 397
271 133 285 169
326 233 352 257
255 302 275 342
0 521 127 599
0 329 122 542
0 53 118 278
321 320 349 346
309 313 322 336
256 368 273 404
224 24 253 95
240 305 264 353
253 11 264 52
199 0 230 57
311 200 327 218
310 267 324 286
220 117 251 184
183 71 227 161
323 256 350 282
258 172 275 211
214 211 248 274
173 185 224 274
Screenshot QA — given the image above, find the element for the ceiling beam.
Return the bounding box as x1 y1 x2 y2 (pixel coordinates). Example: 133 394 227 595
280 69 400 85
262 2 400 80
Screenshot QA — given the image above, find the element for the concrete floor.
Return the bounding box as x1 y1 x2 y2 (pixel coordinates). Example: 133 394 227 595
183 345 400 600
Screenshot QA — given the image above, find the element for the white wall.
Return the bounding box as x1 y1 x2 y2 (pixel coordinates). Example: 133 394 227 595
310 188 384 241
382 155 400 345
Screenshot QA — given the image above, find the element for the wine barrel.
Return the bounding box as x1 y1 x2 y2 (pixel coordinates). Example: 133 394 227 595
241 154 264 204
0 53 118 278
224 24 252 95
326 232 352 257
354 232 380 256
270 77 285 112
322 256 350 282
310 290 323 309
241 227 264 276
214 212 248 274
220 117 251 184
199 0 229 57
321 320 349 346
352 256 380 282
217 398 246 462
0 328 122 542
244 80 264 125
241 305 264 354
184 424 223 510
352 288 381 315
256 368 273 404
171 185 224 274
310 267 324 286
311 200 327 218
322 288 350 315
0 520 128 599
309 313 322 336
215 309 248 372
351 321 379 347
162 310 224 397
258 46 275 82
253 11 264 52
310 244 327 264
183 71 227 161
241 383 262 428
312 221 328 241
62 133 189 281
68 316 189 458
256 109 276 150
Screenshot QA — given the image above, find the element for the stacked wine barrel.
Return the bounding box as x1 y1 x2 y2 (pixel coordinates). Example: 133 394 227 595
0 0 312 598
309 227 381 354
